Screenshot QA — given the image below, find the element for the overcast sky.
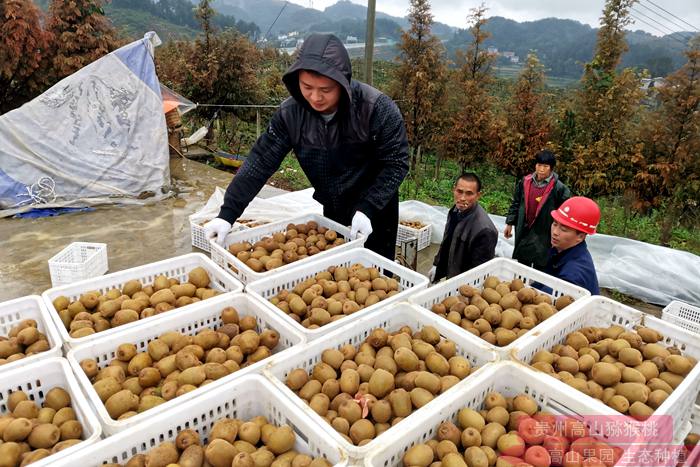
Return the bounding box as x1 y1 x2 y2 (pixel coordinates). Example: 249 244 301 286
289 0 700 37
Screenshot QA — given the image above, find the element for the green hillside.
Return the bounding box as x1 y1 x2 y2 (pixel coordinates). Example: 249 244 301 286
106 7 198 41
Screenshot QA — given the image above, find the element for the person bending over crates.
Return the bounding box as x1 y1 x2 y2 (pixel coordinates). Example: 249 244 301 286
545 196 601 295
204 33 409 260
428 173 498 283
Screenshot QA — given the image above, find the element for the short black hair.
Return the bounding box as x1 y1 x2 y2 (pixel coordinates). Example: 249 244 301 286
455 172 482 192
535 150 556 168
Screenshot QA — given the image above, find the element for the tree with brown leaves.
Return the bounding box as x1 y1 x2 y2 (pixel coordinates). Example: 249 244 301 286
391 0 448 175
440 4 500 172
556 0 644 196
0 0 50 113
494 52 551 178
632 37 700 244
46 0 118 83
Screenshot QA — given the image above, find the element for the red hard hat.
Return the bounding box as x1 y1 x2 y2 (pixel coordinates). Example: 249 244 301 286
551 196 600 235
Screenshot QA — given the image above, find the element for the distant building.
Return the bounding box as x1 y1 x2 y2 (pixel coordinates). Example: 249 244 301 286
510 56 520 64
487 46 499 54
641 77 667 90
501 51 515 58
346 35 358 44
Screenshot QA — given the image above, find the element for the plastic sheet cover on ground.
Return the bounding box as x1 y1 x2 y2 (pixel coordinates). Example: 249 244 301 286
196 190 698 307
0 32 170 218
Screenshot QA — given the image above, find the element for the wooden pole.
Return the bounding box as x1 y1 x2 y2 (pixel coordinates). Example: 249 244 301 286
364 0 376 85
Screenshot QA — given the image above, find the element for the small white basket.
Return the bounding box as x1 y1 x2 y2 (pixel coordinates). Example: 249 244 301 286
396 221 432 250
42 253 243 349
66 292 305 436
365 361 679 467
0 358 101 466
210 213 364 284
513 295 700 443
0 295 62 374
51 374 347 467
409 257 590 359
247 247 430 341
48 242 108 287
264 302 497 462
662 300 700 335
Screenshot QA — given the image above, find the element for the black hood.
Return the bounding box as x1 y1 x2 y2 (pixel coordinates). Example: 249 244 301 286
282 34 352 112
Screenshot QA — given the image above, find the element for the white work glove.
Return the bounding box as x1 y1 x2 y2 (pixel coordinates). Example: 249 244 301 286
204 218 232 247
428 266 436 283
350 211 373 241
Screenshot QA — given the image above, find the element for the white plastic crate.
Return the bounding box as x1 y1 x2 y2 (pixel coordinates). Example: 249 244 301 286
365 361 677 467
210 213 364 284
66 292 305 435
662 300 700 335
48 242 108 287
51 374 347 467
513 295 700 443
683 405 700 467
396 221 432 250
189 215 249 252
0 357 101 466
409 257 590 359
42 253 243 348
247 247 430 341
263 302 497 462
0 295 62 373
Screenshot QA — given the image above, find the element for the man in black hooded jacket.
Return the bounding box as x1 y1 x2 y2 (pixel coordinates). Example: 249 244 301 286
204 33 409 260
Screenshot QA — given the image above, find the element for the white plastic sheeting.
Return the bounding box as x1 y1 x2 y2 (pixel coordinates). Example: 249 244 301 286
190 187 323 228
0 32 170 217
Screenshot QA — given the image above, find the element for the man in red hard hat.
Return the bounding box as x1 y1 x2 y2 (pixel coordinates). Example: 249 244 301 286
545 196 600 294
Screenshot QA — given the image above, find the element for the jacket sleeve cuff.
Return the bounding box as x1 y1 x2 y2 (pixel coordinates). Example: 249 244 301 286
217 206 238 224
355 201 377 220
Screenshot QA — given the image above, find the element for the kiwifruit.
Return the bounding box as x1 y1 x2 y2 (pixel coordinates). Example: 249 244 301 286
457 407 485 430
591 362 622 387
187 267 210 288
267 425 296 454
642 343 670 360
665 355 692 376
105 390 139 419
628 401 654 420
565 332 589 351
368 368 395 398
608 395 630 413
555 295 575 310
647 389 670 409
403 443 434 466
52 407 77 427
388 389 412 417
659 371 684 389
484 391 507 409
348 418 375 445
204 438 238 467
480 422 506 449
44 387 71 411
615 382 650 404
555 356 579 374
635 326 662 343
4 417 33 441
425 352 450 376
621 367 647 384
175 429 201 450
410 387 434 408
512 394 538 415
60 419 83 440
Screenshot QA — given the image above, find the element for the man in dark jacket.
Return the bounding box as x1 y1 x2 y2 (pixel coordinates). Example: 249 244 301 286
504 150 571 270
204 34 409 260
545 196 601 294
429 173 498 283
